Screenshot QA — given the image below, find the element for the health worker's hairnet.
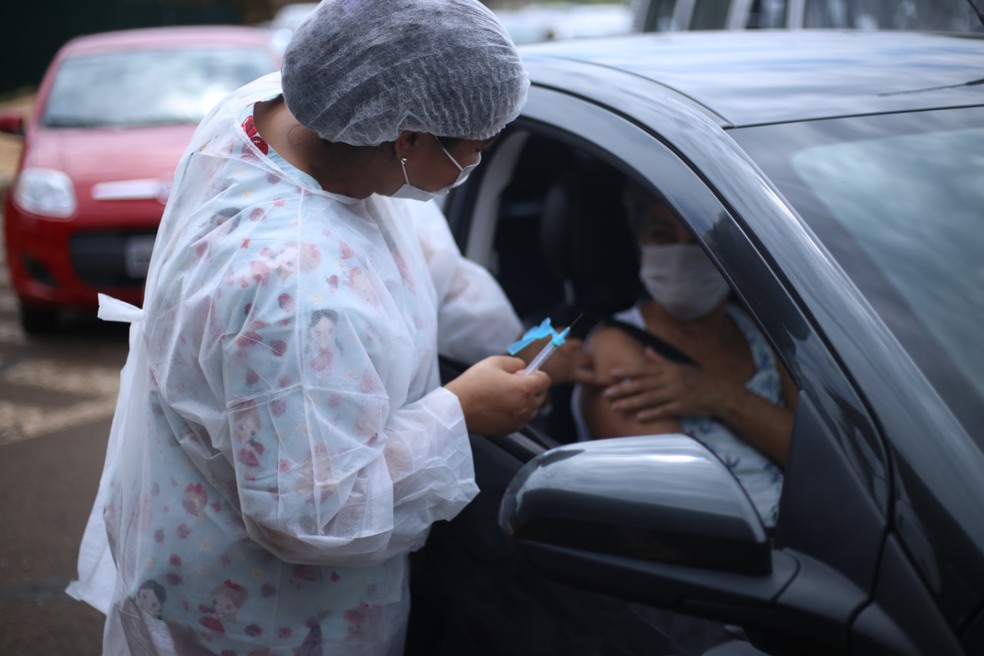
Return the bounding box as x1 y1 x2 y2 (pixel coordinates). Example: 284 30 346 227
281 0 530 146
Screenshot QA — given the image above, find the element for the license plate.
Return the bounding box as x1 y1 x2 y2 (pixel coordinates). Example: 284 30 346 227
124 235 156 278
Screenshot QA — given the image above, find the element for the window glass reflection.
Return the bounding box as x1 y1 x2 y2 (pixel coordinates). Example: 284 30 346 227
732 109 984 437
690 0 732 29
804 0 984 30
792 127 984 403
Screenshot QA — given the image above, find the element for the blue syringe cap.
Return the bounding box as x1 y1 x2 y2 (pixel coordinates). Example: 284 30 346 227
507 318 564 355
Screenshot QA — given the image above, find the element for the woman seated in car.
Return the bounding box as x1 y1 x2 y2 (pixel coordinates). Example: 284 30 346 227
573 179 797 528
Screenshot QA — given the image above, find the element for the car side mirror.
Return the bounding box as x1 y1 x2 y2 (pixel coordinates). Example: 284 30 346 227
0 108 25 137
500 434 770 575
498 435 803 621
496 435 887 655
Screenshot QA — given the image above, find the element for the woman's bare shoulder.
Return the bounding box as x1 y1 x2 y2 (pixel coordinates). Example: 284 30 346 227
584 324 646 385
585 323 646 351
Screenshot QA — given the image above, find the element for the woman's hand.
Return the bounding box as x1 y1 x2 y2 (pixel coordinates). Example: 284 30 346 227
604 347 727 422
603 346 793 465
445 355 551 436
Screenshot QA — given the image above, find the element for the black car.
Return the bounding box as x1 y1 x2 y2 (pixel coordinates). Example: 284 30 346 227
404 29 984 656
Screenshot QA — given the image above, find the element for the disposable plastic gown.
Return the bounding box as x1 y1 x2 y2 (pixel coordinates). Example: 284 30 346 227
67 73 522 655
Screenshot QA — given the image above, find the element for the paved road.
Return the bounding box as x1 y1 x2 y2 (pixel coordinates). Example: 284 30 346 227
0 202 127 655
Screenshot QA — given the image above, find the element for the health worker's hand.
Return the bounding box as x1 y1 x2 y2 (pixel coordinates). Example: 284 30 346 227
445 355 551 436
604 347 726 422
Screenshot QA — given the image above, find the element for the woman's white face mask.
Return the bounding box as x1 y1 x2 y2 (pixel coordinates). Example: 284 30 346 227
391 137 479 202
639 243 730 320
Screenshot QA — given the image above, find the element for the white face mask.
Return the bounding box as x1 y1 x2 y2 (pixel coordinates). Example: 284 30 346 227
391 137 479 201
639 243 730 320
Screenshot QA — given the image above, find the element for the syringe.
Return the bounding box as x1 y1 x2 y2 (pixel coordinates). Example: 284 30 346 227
521 325 571 376
506 314 582 376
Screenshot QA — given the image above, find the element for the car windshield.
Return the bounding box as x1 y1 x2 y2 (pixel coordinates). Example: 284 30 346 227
42 47 272 128
731 108 984 436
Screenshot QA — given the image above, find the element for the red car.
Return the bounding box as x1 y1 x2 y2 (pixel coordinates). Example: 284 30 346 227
0 26 280 333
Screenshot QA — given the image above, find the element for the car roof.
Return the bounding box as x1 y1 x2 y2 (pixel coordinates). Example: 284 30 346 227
520 30 984 126
59 25 274 55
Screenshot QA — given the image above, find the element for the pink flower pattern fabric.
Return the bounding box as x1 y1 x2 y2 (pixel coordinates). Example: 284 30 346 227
78 73 522 655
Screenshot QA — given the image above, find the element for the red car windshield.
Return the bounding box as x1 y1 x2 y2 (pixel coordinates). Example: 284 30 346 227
42 47 274 128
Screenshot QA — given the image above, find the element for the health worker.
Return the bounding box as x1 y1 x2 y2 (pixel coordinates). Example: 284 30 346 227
67 1 549 654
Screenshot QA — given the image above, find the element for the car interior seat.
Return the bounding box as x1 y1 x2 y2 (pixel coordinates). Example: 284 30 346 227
538 160 642 337
491 136 578 320
534 160 643 440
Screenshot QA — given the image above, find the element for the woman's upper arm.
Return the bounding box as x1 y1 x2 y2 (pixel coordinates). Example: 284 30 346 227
579 326 678 439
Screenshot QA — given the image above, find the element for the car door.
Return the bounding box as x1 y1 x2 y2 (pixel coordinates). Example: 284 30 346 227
406 83 954 655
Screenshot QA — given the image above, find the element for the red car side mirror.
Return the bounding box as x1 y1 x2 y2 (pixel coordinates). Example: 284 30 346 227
0 108 25 137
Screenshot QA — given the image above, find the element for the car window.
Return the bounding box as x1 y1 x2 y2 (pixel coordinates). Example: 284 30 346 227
459 129 796 454
454 82 897 504
42 48 274 128
803 0 984 30
633 0 984 31
689 0 733 29
633 0 681 31
747 0 789 28
731 108 984 441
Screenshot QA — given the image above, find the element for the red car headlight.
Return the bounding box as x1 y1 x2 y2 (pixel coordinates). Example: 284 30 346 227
13 167 77 218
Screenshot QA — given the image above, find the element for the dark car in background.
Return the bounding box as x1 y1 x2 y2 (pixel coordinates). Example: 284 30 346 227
494 2 634 44
630 0 984 32
0 26 279 333
406 29 984 656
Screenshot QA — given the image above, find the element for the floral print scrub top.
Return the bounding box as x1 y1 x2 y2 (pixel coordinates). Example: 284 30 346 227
84 73 522 655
